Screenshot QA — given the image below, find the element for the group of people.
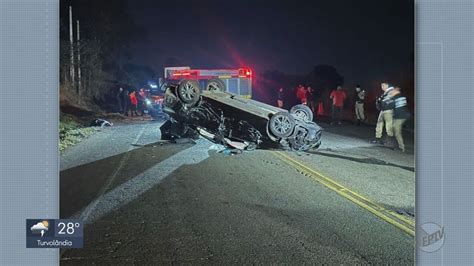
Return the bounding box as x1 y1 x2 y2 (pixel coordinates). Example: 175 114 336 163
276 82 411 152
326 82 410 152
329 84 366 125
116 87 149 117
295 84 322 113
276 85 322 112
277 84 353 124
278 84 359 125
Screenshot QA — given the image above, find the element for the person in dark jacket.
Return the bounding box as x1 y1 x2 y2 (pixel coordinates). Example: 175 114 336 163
137 88 147 116
122 89 130 116
371 82 394 144
306 86 317 113
116 87 124 113
385 87 411 152
353 85 366 125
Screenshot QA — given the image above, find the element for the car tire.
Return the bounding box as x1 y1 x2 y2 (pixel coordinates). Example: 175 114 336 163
290 104 313 122
269 112 295 138
177 80 201 104
206 78 226 92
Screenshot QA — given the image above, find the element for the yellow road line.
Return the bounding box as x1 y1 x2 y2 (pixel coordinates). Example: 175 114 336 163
272 151 415 237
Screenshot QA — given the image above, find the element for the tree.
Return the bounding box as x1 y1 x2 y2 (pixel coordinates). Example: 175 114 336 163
59 0 145 106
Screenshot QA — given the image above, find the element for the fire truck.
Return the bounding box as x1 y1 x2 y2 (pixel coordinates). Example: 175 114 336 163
163 66 253 98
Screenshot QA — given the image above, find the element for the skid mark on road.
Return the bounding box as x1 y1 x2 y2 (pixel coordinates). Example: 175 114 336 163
76 138 212 224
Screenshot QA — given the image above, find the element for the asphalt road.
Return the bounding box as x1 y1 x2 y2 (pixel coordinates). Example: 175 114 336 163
60 118 415 265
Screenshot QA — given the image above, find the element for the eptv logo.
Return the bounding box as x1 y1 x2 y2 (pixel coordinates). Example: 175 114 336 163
419 223 445 252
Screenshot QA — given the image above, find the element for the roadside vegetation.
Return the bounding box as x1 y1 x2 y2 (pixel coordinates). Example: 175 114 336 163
59 113 96 152
59 1 152 153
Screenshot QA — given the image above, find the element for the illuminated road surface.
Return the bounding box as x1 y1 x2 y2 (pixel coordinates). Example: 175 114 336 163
60 119 414 264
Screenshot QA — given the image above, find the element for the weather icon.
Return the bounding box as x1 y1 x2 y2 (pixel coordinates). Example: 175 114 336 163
30 220 49 237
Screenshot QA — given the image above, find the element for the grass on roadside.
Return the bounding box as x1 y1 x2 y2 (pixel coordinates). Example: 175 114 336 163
59 113 96 152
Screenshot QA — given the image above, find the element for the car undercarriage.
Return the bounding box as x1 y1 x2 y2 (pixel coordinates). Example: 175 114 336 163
160 80 322 151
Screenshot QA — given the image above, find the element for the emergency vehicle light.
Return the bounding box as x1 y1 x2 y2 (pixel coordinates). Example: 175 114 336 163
238 68 252 78
172 72 191 76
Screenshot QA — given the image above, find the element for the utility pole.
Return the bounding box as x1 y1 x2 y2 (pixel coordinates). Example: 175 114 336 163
76 20 81 95
69 6 75 89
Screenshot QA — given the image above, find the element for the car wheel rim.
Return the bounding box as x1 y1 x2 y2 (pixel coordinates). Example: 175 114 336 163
273 115 291 134
294 110 308 120
208 82 221 91
181 83 196 101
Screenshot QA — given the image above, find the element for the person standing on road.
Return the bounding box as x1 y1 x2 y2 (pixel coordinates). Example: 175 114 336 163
122 89 130 116
329 86 347 125
116 87 124 113
306 86 317 113
129 90 139 116
277 87 284 108
296 85 307 104
371 82 394 145
385 87 411 152
354 85 366 125
138 87 147 116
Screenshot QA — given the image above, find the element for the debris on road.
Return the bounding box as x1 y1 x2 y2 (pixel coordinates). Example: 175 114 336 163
90 118 114 128
160 119 200 141
224 139 250 150
208 141 251 155
208 144 227 152
220 148 243 156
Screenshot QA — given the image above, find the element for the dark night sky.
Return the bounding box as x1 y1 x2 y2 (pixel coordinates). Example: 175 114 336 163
127 0 414 90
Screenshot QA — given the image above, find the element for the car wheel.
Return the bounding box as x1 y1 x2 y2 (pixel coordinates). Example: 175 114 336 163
290 104 313 121
206 78 226 92
177 80 201 104
269 112 295 138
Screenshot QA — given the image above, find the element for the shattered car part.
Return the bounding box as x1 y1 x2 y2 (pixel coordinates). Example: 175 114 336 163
90 118 113 128
160 80 322 151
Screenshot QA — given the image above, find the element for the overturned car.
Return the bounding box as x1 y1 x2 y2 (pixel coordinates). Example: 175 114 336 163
160 80 322 151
